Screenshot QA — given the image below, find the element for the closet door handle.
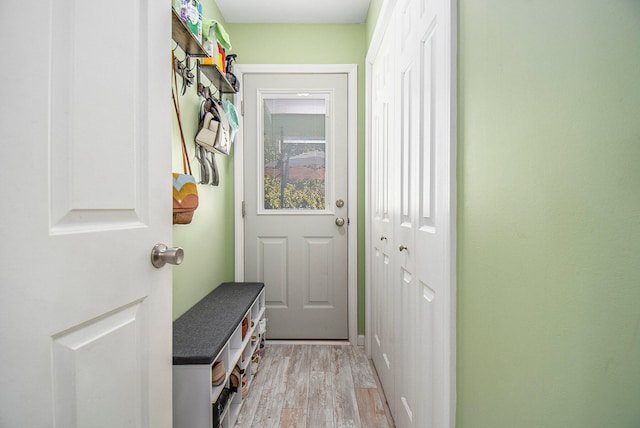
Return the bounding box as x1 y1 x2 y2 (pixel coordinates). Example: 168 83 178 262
399 245 408 252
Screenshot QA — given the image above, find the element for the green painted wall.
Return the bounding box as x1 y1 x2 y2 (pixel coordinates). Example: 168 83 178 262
226 23 367 335
457 1 640 426
365 0 384 46
172 1 235 320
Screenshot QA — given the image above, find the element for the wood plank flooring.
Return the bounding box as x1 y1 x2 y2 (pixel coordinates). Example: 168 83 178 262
236 344 395 428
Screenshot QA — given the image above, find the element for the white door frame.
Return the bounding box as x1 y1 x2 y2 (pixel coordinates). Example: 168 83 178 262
233 64 359 345
364 0 457 426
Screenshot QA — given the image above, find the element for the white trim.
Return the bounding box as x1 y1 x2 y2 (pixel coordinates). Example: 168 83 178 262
364 51 373 359
447 2 458 426
234 64 359 346
233 79 245 282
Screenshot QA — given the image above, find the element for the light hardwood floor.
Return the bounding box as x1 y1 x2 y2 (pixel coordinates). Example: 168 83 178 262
236 343 395 428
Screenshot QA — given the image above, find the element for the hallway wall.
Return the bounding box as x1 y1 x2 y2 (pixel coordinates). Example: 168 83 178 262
171 1 236 319
457 1 640 426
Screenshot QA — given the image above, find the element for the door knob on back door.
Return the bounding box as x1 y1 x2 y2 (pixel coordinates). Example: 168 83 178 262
150 243 184 268
335 217 345 227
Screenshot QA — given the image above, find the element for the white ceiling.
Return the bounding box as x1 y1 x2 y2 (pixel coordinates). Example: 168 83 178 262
215 0 371 24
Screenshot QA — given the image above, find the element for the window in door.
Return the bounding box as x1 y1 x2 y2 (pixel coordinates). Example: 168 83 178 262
260 94 332 212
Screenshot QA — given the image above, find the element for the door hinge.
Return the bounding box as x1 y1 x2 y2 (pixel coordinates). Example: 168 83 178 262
242 201 246 218
347 217 350 225
241 100 244 116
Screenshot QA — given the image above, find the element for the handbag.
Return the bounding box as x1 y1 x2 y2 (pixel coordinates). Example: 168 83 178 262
196 97 230 155
195 111 220 150
172 172 198 224
172 51 199 224
194 96 229 186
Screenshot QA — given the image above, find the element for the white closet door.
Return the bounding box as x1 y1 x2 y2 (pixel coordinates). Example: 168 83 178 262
414 0 454 425
367 0 455 426
370 19 397 418
394 0 420 425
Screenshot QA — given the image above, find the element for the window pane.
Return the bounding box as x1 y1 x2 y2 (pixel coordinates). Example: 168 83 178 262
263 97 326 210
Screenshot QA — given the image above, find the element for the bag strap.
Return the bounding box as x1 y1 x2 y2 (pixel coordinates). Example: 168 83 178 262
207 151 220 186
171 51 192 176
195 145 210 184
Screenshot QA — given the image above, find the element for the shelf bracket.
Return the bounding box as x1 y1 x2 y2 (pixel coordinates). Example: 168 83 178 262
174 54 195 95
196 60 223 100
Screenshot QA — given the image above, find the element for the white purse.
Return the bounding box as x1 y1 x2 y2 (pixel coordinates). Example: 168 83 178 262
195 99 231 155
195 111 220 151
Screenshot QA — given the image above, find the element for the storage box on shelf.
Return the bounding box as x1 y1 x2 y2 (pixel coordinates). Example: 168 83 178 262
173 282 266 428
171 9 207 56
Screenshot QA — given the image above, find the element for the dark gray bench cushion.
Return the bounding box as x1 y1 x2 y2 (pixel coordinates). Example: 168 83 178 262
173 282 265 365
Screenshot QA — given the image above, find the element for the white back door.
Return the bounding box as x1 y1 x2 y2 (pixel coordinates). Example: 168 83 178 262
243 73 349 339
0 1 172 427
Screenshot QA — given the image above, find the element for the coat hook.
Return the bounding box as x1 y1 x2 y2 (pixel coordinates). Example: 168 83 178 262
175 54 194 95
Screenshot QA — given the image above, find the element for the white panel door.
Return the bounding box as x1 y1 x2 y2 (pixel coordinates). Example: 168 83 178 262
243 73 349 339
414 0 454 425
367 0 455 426
0 1 172 427
394 0 420 425
370 19 397 417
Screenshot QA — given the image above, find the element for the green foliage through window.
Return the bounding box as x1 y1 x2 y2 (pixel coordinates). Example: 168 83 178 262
264 176 325 210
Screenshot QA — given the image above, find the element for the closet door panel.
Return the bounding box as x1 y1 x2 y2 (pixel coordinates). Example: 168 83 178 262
370 246 395 411
412 16 438 428
370 22 397 416
414 2 451 426
397 59 417 250
395 3 420 423
394 267 418 427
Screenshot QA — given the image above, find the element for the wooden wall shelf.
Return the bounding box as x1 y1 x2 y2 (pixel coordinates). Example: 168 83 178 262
198 64 236 94
171 9 207 57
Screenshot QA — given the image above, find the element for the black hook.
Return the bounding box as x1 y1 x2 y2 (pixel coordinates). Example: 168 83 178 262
198 83 214 99
174 55 195 95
